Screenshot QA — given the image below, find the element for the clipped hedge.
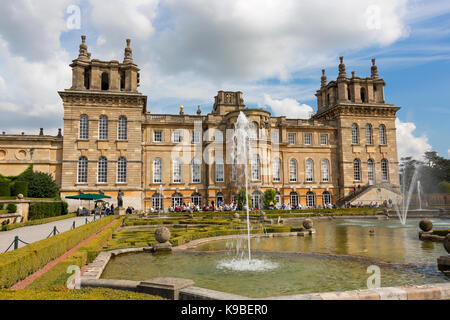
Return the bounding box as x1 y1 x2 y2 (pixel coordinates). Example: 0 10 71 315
0 182 10 197
6 204 17 214
10 181 28 197
28 201 67 220
0 216 117 288
264 226 292 233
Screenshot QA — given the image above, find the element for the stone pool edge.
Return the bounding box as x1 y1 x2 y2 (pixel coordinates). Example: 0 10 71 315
79 231 450 300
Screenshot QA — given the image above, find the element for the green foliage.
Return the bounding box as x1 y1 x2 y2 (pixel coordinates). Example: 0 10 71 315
10 181 28 197
438 181 450 194
6 203 17 214
0 216 117 288
0 182 10 197
17 171 59 199
28 202 67 220
237 189 251 210
263 189 277 209
0 203 3 210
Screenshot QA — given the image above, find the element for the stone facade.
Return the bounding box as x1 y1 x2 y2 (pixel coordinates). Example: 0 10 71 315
0 37 401 212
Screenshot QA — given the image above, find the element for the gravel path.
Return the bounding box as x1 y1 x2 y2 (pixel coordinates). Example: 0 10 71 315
0 215 103 253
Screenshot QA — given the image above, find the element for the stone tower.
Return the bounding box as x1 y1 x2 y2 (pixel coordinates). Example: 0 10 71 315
58 36 147 209
314 57 400 199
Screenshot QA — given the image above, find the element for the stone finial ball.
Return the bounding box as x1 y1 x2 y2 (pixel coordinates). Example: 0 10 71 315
155 227 171 243
419 219 433 232
303 219 313 230
444 234 450 254
17 194 24 199
233 213 240 219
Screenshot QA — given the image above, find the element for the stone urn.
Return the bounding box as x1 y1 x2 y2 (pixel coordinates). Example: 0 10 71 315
419 219 433 232
303 219 313 230
155 226 171 243
17 194 24 200
444 234 450 254
233 213 240 219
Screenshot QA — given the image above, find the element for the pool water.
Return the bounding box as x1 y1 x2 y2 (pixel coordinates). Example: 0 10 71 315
101 218 450 298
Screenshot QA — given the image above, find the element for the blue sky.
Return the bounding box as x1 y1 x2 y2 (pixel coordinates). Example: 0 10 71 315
0 0 449 159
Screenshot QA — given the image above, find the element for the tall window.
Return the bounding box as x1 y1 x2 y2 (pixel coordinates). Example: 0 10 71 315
216 192 225 205
271 129 279 144
117 157 127 183
192 158 201 183
320 134 328 145
368 159 375 184
379 124 387 145
101 72 109 91
249 122 258 140
79 114 89 140
360 87 366 102
252 192 262 209
154 130 162 142
97 157 108 183
171 193 183 207
216 159 224 183
77 156 88 183
365 124 373 145
322 191 331 206
153 158 162 183
381 159 389 182
290 192 299 207
273 158 281 182
173 158 182 183
192 131 201 144
289 159 297 183
288 133 296 145
98 115 108 140
191 193 202 206
353 158 361 181
231 158 237 182
251 154 261 181
306 159 314 182
152 193 164 210
118 116 127 140
352 124 359 145
173 130 182 143
306 192 316 208
304 133 312 145
321 159 330 182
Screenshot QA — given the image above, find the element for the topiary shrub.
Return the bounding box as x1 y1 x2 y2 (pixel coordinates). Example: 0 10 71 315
438 181 450 194
10 181 28 197
0 181 10 197
263 189 277 209
6 203 17 213
17 171 59 198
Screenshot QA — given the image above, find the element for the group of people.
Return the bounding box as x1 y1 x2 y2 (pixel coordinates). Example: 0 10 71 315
76 203 136 216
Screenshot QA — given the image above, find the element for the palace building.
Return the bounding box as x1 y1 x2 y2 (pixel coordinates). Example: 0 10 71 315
0 36 401 211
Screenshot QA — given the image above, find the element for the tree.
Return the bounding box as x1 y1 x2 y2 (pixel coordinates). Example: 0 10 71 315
263 189 277 209
17 171 59 198
237 189 252 210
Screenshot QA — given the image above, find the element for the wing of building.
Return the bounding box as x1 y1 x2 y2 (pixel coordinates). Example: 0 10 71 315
0 36 401 212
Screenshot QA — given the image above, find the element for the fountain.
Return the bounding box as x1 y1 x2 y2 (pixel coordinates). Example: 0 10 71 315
417 180 423 211
392 165 420 225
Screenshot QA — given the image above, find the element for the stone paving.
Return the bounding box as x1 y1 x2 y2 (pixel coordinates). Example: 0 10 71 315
0 215 102 253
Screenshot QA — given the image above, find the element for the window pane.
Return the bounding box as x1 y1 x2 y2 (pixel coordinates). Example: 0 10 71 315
118 116 127 140
117 157 127 183
79 115 89 140
98 157 107 183
99 116 108 140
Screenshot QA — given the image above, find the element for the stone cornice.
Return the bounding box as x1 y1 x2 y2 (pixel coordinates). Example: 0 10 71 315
313 103 400 121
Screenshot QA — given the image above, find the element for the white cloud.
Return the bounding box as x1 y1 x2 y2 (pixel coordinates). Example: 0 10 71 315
448 149 450 158
263 94 314 119
395 118 432 160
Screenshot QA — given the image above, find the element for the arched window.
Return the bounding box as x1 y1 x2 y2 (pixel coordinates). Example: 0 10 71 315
191 193 202 206
368 159 375 185
381 159 389 182
171 193 183 207
152 193 164 211
275 192 281 205
289 159 297 183
322 191 331 206
117 157 127 183
306 191 316 208
216 158 224 183
252 191 262 209
273 158 281 182
251 154 261 181
97 157 108 183
192 158 201 183
290 192 299 208
306 159 314 182
98 115 108 140
216 192 225 206
78 156 88 183
365 124 373 145
249 122 258 140
360 87 366 102
347 86 351 101
173 158 182 183
101 72 109 91
84 67 91 89
79 114 89 140
351 123 359 145
379 124 387 145
353 158 361 181
118 116 127 140
120 70 125 91
153 158 162 183
321 159 330 182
